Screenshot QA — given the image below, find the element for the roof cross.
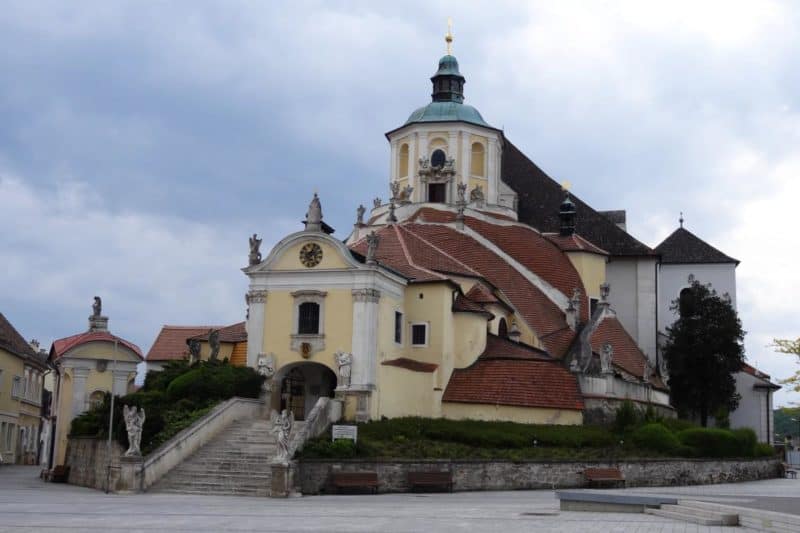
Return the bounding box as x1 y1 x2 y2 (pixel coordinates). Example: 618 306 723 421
445 18 453 55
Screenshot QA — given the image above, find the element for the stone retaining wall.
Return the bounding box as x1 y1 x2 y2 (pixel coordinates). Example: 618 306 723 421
297 457 781 494
66 437 124 491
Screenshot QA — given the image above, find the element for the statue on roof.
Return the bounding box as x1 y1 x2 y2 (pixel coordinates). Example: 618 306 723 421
356 204 366 225
469 184 485 207
400 184 414 203
600 343 613 374
390 180 400 201
208 329 220 361
600 282 610 303
248 233 262 266
366 231 379 265
304 192 323 232
457 182 467 204
92 296 102 317
373 197 382 209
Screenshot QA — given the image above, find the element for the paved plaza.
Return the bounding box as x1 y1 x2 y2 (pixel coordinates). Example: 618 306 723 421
0 466 797 532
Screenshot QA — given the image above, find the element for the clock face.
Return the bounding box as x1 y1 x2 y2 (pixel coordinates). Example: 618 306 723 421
299 242 323 268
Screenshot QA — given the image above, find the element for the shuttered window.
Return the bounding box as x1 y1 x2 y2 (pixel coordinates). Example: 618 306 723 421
298 302 320 334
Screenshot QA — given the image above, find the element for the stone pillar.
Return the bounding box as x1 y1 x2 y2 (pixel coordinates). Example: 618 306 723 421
448 131 458 203
418 134 429 202
461 131 471 189
408 133 417 202
350 289 380 390
246 289 268 368
71 368 91 417
112 369 129 396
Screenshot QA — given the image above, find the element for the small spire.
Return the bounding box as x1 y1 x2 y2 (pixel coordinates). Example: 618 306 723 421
445 18 453 55
679 211 684 228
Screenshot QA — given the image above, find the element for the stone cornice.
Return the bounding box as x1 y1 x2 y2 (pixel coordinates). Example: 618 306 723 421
352 288 381 303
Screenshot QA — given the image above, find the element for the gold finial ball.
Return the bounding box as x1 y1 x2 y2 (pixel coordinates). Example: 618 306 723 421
561 180 572 192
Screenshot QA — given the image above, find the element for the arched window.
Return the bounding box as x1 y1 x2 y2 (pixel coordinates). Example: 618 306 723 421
431 149 446 168
470 142 485 177
298 302 320 334
498 318 508 338
399 144 409 178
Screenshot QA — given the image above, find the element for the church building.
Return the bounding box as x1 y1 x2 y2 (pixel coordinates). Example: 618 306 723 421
243 37 670 425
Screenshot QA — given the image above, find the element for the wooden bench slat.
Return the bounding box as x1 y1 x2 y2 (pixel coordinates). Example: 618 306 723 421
408 471 453 492
330 472 379 494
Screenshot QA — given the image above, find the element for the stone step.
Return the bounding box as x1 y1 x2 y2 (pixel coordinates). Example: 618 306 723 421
644 507 723 526
659 504 738 526
166 470 272 480
164 474 271 485
156 487 270 497
158 480 269 491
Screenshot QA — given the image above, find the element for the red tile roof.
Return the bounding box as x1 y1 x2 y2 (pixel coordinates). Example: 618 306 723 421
381 358 439 373
0 312 36 359
544 233 609 255
145 325 220 362
190 322 248 343
443 335 583 410
452 294 493 317
351 225 446 282
51 331 143 360
465 283 499 304
590 315 647 379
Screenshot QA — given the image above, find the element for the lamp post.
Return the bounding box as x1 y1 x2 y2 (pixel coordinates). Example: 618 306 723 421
105 340 118 493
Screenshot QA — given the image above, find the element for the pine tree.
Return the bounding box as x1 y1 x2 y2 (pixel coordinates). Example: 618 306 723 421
663 279 745 426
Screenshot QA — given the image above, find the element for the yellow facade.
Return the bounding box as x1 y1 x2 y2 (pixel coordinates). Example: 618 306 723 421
565 252 607 299
271 240 351 271
0 344 46 465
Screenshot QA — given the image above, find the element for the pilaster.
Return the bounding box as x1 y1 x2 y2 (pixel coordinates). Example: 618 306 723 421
71 367 90 417
246 289 268 368
461 131 470 188
350 288 380 390
487 137 498 204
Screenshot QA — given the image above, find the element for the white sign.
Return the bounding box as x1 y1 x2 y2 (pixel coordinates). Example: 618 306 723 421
332 424 357 443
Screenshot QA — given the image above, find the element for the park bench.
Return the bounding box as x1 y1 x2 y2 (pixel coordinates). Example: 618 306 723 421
407 471 453 492
582 467 625 488
330 471 379 494
782 463 798 479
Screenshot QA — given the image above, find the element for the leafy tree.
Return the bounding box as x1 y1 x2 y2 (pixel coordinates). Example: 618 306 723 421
663 279 745 427
771 337 800 393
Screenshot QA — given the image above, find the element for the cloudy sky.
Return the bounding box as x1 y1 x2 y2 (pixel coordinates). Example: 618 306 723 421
1 1 798 406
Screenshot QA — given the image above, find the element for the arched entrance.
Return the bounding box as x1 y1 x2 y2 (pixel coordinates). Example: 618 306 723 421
275 362 337 421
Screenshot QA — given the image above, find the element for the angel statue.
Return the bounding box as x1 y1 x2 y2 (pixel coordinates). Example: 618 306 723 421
92 296 102 317
272 409 294 464
248 233 262 266
123 405 146 457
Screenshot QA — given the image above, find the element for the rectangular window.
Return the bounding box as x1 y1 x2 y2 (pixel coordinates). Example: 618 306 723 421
590 298 599 316
298 302 320 334
11 375 22 399
411 323 428 346
394 312 403 344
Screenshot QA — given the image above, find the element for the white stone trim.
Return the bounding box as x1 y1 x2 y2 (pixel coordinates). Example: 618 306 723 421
290 290 326 356
394 309 404 346
248 269 405 301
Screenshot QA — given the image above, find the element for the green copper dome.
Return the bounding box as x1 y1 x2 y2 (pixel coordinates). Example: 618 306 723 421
405 101 490 127
402 54 493 129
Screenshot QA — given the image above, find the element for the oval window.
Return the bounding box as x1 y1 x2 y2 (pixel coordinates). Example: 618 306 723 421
431 149 446 168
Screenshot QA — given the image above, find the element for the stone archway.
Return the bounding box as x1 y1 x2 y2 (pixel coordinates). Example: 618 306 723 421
274 362 336 421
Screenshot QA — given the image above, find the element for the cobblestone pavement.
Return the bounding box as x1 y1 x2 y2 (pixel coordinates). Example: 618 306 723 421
0 466 789 532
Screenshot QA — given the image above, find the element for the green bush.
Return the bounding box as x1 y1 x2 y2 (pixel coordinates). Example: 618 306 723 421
713 408 731 429
754 442 775 457
732 428 758 456
614 400 639 433
166 362 263 402
678 428 742 457
631 423 681 453
660 417 697 434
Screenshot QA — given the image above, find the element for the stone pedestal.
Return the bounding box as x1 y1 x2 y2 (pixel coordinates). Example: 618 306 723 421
118 456 144 493
270 462 299 498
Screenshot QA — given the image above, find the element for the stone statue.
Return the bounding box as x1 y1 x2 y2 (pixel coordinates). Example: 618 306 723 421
444 157 456 171
257 353 276 392
469 184 485 205
334 350 352 388
600 282 610 303
187 339 201 363
419 156 430 170
643 358 653 384
387 201 397 223
356 204 366 225
305 192 323 232
92 296 102 317
208 329 220 361
390 180 400 201
365 231 379 265
123 405 146 457
400 184 414 203
373 197 382 209
457 182 467 204
600 342 613 374
272 409 294 464
569 357 580 372
248 233 262 266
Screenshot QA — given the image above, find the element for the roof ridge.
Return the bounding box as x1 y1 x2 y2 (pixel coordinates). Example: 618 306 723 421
392 225 446 280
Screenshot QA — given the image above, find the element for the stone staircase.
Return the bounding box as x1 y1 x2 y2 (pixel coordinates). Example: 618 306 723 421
645 501 739 526
153 418 285 497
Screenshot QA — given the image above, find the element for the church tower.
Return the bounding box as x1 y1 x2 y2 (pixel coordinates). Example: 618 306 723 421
382 27 516 218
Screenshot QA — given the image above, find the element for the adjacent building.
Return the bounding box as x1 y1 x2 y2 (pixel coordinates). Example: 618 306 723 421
0 312 48 464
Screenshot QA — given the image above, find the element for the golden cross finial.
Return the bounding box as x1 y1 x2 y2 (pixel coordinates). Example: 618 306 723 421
561 180 572 192
445 18 453 55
